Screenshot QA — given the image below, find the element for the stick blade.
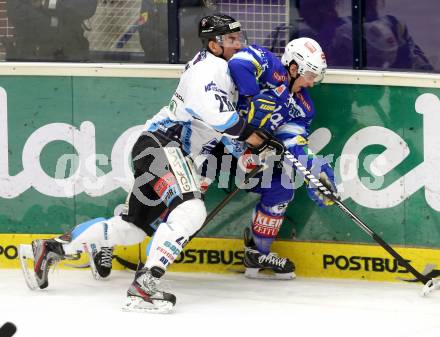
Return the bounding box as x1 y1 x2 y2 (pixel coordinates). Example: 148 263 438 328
397 264 438 283
421 278 440 297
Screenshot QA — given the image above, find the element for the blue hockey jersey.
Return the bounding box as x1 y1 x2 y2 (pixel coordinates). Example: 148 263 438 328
226 44 316 160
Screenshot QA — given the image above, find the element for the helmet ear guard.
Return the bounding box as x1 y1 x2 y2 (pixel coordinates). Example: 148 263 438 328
282 38 327 83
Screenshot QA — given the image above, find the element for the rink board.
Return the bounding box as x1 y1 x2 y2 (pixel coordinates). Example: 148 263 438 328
1 234 440 283
0 72 440 248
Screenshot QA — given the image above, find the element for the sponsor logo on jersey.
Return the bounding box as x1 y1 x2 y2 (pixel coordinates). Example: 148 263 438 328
295 92 312 112
274 85 286 97
153 172 180 206
164 185 180 206
252 210 283 238
204 81 227 95
259 103 275 111
323 254 410 274
153 172 178 196
273 71 288 82
174 92 184 102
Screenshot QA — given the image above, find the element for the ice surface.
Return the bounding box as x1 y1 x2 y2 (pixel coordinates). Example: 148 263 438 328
2 269 440 337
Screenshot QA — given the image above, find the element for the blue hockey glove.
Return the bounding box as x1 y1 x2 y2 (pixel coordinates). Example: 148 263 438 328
306 162 338 208
247 94 277 130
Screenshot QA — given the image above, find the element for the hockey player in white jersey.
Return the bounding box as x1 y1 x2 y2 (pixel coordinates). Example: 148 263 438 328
20 14 285 314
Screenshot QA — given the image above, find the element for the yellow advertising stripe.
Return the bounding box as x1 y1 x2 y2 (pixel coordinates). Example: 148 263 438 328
2 234 440 283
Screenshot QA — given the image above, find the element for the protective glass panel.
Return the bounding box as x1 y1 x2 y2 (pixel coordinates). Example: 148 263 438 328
364 0 439 72
291 0 353 69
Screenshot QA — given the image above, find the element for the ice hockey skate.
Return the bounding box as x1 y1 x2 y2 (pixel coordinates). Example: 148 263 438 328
88 247 113 280
123 266 176 314
243 227 296 280
19 239 66 290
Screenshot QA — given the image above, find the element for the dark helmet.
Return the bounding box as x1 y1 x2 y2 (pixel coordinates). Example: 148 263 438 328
198 14 241 40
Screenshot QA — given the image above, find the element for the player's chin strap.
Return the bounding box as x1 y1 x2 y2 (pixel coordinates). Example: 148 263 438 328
282 148 440 296
206 44 228 61
285 65 300 92
218 46 227 61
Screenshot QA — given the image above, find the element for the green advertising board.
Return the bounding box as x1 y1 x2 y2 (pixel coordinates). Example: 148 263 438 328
0 71 439 248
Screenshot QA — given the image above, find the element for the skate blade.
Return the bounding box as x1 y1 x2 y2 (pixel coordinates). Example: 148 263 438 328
421 279 440 297
122 296 175 314
245 268 296 280
18 244 40 290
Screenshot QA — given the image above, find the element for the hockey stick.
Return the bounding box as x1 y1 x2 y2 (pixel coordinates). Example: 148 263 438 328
282 149 439 288
191 165 263 239
114 165 263 270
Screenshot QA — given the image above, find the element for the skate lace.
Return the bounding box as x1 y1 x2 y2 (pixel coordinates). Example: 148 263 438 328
258 253 287 268
100 247 113 268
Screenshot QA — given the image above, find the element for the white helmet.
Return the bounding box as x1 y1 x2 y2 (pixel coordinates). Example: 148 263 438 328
281 37 327 83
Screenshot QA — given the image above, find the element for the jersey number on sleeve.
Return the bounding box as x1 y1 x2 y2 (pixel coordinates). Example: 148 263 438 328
215 94 235 112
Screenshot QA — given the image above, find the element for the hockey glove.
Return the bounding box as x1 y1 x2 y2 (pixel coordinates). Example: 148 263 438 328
252 128 285 157
306 162 338 208
244 129 285 171
247 93 277 130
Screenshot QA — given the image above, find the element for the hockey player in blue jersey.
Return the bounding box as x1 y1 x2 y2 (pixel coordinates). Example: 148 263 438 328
224 37 337 279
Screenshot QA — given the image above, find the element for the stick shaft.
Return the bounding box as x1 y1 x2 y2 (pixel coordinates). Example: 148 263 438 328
283 150 430 284
192 166 262 239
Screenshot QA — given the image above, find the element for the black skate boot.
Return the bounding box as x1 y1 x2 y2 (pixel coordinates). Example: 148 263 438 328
123 266 176 313
32 239 65 289
89 247 113 280
243 227 296 280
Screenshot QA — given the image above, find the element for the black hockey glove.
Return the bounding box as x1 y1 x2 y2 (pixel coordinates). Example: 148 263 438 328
252 128 285 156
241 129 284 172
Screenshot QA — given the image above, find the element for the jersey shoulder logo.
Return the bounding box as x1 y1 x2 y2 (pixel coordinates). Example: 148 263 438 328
204 81 227 95
273 71 288 82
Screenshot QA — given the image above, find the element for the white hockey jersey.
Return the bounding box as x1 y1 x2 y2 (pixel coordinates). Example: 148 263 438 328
143 50 246 166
